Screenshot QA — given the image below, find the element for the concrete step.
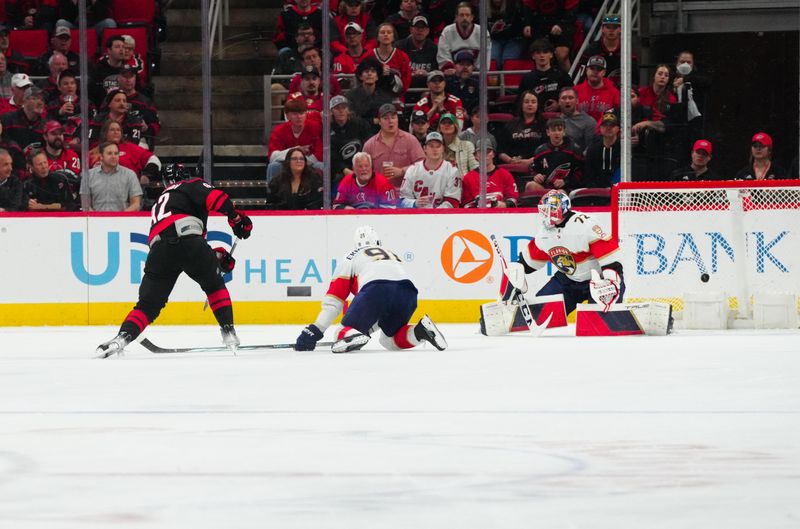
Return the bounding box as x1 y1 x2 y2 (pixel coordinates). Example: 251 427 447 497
153 75 264 93
167 8 281 28
164 25 273 42
155 144 265 158
161 109 264 129
161 39 265 60
158 56 272 76
157 92 263 110
157 127 264 146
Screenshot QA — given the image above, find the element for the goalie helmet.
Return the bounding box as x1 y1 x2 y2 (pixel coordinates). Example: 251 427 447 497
353 225 380 249
538 189 571 228
161 163 193 188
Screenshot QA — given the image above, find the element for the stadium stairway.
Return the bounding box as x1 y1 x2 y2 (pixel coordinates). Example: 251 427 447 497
153 0 280 206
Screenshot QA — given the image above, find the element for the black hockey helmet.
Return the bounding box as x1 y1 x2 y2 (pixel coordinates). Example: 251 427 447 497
161 163 192 187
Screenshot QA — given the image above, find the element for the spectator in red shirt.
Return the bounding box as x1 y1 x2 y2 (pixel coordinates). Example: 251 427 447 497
331 0 376 56
333 22 372 80
574 55 620 123
462 137 519 207
267 94 323 183
87 120 161 184
637 64 676 122
413 69 465 128
41 120 79 176
333 151 397 209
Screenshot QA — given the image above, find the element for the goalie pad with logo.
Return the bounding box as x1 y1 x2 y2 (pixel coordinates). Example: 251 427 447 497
480 294 568 336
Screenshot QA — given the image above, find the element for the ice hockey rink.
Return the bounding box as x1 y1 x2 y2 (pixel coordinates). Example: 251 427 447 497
1 324 798 528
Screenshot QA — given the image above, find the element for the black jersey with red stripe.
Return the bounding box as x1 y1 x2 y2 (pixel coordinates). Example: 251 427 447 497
148 178 238 244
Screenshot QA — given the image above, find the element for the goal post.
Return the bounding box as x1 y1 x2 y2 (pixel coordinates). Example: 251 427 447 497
611 180 800 321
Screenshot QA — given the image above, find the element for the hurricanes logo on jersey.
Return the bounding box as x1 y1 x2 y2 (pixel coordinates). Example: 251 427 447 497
548 246 577 275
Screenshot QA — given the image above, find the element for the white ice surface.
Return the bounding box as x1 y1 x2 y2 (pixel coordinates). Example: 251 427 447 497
0 324 799 528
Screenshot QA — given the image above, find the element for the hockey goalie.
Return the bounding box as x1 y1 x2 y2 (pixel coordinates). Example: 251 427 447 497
481 190 672 336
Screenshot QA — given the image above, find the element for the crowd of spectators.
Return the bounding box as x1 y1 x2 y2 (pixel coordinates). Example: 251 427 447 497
264 0 798 211
0 4 162 212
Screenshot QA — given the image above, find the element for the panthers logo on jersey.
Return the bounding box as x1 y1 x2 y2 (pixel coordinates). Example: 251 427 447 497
548 246 577 275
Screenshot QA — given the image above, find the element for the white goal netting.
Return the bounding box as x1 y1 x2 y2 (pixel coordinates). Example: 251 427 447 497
612 180 800 317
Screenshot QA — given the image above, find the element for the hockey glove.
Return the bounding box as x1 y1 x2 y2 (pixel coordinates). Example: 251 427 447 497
229 212 253 239
590 269 622 312
295 324 324 351
213 247 236 273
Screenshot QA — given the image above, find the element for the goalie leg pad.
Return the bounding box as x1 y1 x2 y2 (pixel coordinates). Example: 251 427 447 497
480 301 517 336
576 302 673 336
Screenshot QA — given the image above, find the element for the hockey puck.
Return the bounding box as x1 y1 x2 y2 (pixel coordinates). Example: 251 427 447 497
700 273 710 283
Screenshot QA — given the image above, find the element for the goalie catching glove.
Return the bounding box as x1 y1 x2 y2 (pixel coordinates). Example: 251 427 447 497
213 247 236 273
590 268 622 312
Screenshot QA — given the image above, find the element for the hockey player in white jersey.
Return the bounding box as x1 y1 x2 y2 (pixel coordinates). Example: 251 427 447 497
295 225 448 353
504 189 625 314
398 131 462 208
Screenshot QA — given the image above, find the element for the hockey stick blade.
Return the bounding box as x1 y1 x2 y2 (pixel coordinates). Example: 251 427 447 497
140 337 335 354
490 234 550 337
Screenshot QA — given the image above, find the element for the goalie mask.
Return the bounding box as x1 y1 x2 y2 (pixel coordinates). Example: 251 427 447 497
353 225 381 249
161 163 192 188
538 190 571 228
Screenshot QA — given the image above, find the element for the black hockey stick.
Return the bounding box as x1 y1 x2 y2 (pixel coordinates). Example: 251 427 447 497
139 337 335 354
490 234 552 337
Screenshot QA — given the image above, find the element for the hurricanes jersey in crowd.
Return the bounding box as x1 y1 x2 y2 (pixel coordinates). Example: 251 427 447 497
521 211 619 282
313 245 410 332
399 159 462 208
148 178 238 244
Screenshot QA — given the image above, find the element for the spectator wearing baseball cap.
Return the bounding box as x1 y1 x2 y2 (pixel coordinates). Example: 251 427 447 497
36 26 80 76
574 55 621 123
734 132 787 181
584 110 621 188
670 139 720 182
438 111 477 178
413 69 465 129
396 14 438 105
1 85 47 151
409 109 430 146
329 94 372 188
331 0 377 57
345 57 394 130
363 101 425 188
288 46 343 101
578 13 639 89
266 92 323 184
398 129 462 209
333 23 372 80
6 73 33 109
462 137 519 208
386 0 424 41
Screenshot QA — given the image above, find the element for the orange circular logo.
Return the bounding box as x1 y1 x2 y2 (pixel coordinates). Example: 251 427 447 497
440 229 494 283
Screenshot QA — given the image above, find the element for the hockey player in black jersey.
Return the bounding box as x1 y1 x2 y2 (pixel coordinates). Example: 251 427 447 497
96 164 253 358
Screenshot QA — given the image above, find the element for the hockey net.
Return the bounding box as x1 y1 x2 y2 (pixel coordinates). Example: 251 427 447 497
612 180 800 318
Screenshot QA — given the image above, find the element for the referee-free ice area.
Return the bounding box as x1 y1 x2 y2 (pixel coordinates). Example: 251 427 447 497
1 324 798 529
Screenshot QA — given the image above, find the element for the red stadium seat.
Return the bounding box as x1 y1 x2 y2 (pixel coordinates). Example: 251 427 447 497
502 59 533 88
8 29 48 59
111 0 156 25
487 112 514 124
568 187 611 207
69 29 98 61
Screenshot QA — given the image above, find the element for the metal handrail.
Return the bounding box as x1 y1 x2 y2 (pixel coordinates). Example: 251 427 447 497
209 0 229 58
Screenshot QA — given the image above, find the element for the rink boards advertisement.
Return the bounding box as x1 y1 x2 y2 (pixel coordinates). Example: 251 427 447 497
0 211 551 325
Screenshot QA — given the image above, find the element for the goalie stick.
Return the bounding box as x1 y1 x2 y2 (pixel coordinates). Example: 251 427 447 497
490 234 551 337
140 337 335 354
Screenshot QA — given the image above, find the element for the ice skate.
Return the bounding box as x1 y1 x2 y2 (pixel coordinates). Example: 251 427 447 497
413 314 448 351
95 332 133 358
221 324 240 354
331 332 370 353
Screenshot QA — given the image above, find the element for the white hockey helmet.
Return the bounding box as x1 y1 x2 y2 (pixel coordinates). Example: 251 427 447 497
353 225 381 249
538 189 571 228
